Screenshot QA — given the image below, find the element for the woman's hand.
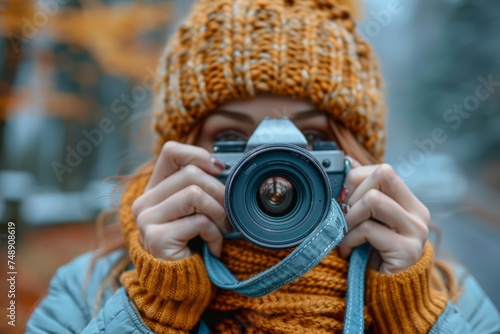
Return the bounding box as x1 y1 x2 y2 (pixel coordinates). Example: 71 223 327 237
339 159 430 274
131 141 229 262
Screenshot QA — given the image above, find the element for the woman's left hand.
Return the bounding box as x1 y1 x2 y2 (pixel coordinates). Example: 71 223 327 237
338 159 430 274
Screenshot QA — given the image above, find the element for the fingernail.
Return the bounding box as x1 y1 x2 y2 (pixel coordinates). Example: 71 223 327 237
340 203 351 215
337 184 349 203
211 157 225 172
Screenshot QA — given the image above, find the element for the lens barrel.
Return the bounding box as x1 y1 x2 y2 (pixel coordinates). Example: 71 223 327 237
224 144 331 249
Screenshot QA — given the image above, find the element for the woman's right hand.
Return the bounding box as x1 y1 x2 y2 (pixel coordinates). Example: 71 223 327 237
131 141 229 262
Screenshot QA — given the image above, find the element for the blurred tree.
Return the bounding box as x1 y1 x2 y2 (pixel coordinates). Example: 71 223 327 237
1 2 175 329
1 1 35 167
48 2 172 80
1 0 174 221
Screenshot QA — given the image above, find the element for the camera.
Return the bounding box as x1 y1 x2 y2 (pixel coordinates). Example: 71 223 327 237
213 118 349 249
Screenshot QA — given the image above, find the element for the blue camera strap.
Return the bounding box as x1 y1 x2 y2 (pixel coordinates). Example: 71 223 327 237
201 198 372 333
343 243 371 334
203 198 346 297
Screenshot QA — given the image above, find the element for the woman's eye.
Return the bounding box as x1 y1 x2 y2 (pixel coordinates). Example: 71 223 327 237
303 131 326 146
214 131 246 142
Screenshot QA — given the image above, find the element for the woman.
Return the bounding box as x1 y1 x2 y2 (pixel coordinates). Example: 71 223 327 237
27 0 500 333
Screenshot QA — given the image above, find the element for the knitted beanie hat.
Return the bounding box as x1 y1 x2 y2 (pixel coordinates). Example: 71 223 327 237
153 0 386 161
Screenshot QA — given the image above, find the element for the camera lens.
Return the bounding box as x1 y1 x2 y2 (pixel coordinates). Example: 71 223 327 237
257 177 296 217
224 144 331 249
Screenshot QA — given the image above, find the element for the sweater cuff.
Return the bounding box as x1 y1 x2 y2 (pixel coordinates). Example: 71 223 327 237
120 234 212 332
365 242 448 334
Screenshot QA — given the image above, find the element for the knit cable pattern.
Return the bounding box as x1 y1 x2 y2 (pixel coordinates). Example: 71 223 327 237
207 238 370 333
153 0 386 161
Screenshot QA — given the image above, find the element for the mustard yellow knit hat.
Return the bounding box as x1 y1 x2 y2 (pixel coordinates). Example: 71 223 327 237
153 0 386 161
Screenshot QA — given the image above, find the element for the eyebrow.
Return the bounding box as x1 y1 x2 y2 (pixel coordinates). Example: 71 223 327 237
214 109 324 123
211 110 255 124
289 109 325 122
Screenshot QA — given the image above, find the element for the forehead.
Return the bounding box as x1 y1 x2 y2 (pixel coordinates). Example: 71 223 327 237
219 93 316 118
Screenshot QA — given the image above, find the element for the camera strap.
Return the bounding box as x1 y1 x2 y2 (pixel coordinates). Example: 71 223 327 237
202 199 372 333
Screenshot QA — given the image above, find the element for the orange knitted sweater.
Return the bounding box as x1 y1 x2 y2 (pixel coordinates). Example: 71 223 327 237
119 168 449 334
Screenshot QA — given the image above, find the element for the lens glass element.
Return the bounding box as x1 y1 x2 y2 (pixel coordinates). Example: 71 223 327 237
257 177 296 217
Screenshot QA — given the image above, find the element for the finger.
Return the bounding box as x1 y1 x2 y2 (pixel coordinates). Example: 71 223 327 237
142 214 223 260
133 165 225 216
345 189 429 238
137 184 228 234
163 214 223 258
346 164 424 216
339 219 405 259
344 164 379 192
146 141 224 191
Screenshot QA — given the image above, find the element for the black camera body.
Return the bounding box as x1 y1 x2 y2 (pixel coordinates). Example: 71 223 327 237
213 118 349 249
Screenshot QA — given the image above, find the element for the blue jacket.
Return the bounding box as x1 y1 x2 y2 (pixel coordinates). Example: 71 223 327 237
27 249 500 333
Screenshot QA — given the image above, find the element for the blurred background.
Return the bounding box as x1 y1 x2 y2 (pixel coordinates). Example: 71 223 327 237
1 0 499 332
